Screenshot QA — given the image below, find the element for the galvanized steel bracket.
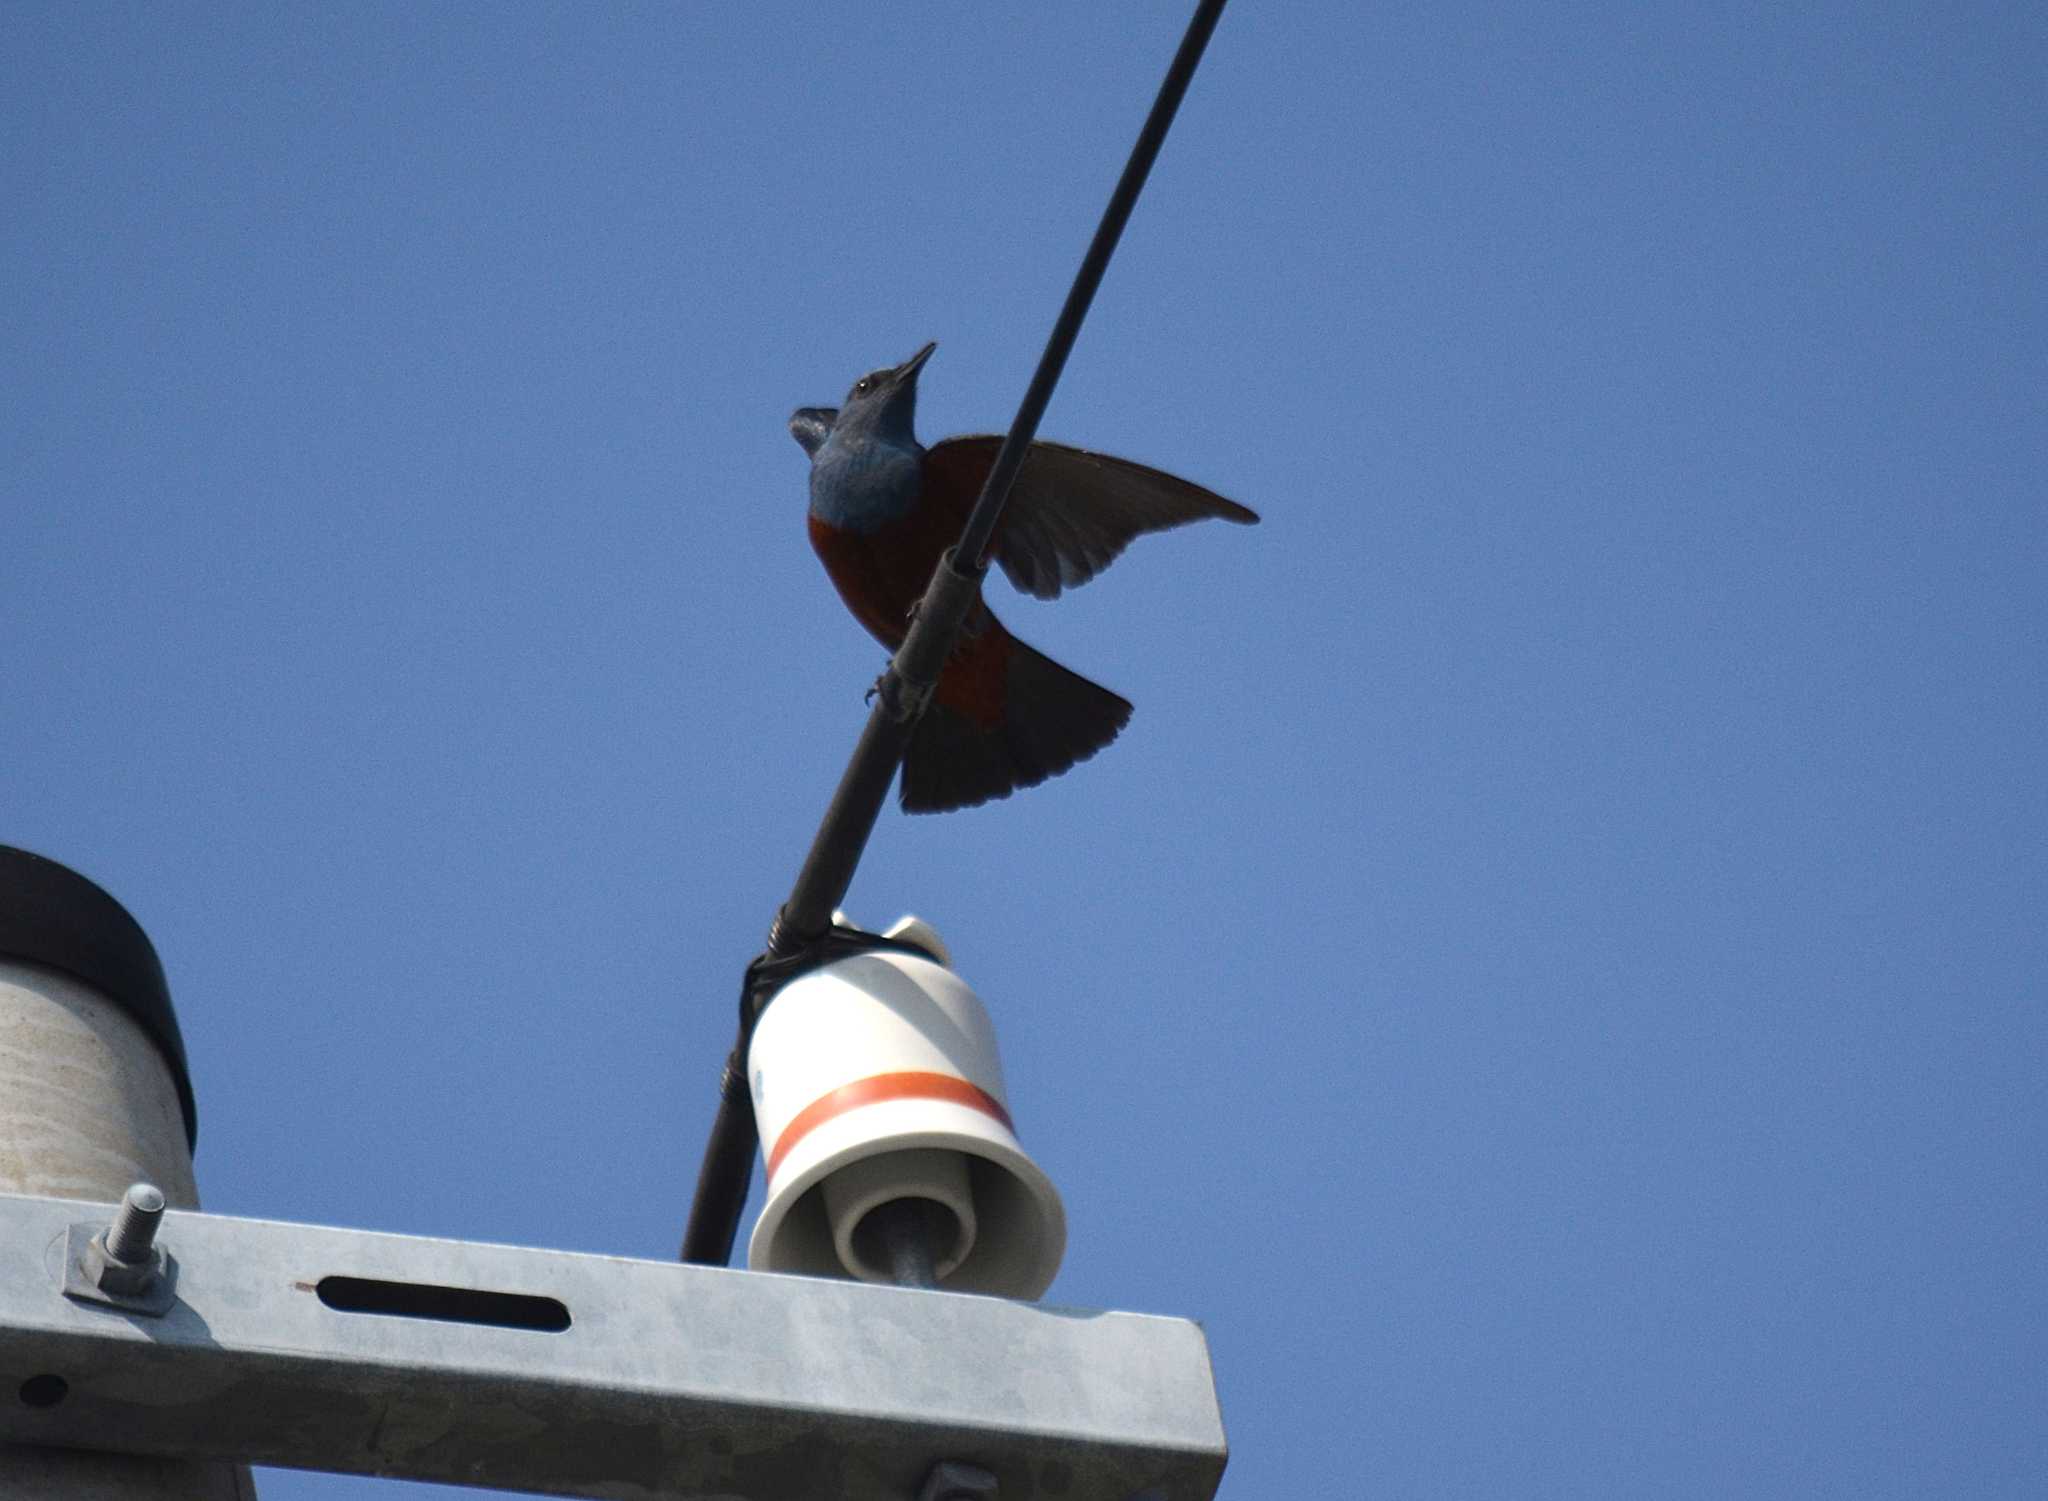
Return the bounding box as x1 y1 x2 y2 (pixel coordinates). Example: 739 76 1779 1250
1 1190 1226 1500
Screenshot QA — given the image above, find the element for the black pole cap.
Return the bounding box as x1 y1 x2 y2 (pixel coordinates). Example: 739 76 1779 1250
0 846 197 1149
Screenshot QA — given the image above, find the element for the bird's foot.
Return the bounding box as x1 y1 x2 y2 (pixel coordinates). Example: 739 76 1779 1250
867 669 933 724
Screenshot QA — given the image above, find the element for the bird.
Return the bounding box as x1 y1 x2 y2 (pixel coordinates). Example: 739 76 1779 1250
791 341 1258 814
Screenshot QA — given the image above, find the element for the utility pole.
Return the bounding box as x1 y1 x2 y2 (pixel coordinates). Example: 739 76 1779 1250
0 853 1222 1498
0 847 255 1499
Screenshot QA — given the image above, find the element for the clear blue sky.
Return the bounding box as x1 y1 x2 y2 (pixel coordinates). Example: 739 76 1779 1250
6 4 2043 1497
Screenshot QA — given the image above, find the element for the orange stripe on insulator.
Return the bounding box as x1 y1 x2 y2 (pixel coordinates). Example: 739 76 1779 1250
765 1071 1014 1181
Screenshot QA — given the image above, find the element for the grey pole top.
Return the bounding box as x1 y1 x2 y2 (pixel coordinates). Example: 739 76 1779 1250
0 846 197 1147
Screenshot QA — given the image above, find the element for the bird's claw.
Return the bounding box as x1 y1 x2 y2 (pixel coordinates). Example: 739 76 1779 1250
866 669 933 724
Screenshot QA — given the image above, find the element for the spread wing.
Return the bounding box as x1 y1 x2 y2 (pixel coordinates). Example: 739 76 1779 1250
924 436 1258 601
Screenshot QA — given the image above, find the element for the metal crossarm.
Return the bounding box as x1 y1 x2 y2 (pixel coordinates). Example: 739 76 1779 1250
0 1192 1224 1500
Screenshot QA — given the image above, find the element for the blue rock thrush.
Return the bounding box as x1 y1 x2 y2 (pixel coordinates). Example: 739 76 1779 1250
794 341 1257 813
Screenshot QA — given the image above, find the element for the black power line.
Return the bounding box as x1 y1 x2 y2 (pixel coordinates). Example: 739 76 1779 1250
680 0 1230 1269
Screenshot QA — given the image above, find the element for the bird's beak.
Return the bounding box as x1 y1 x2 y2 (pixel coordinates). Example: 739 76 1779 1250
893 341 937 385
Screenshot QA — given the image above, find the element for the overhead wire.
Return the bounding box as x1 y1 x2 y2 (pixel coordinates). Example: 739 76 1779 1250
681 0 1231 1268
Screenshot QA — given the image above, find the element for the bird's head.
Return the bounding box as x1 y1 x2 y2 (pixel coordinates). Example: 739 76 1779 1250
795 341 935 456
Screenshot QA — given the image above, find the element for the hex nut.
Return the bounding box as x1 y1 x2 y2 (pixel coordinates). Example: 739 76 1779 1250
85 1229 166 1296
62 1221 179 1316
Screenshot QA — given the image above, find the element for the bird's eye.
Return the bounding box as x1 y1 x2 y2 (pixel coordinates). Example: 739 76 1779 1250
853 378 872 395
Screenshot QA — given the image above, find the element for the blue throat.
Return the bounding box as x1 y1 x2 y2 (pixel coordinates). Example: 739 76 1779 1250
809 426 923 534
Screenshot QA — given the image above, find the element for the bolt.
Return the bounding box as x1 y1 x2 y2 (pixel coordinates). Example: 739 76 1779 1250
104 1183 167 1265
60 1186 177 1315
918 1459 997 1501
82 1183 170 1299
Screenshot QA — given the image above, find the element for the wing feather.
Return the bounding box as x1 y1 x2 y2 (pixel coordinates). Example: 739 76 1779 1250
924 436 1257 600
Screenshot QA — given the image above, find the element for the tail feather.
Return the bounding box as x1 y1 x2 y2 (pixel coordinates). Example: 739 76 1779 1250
901 638 1131 813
